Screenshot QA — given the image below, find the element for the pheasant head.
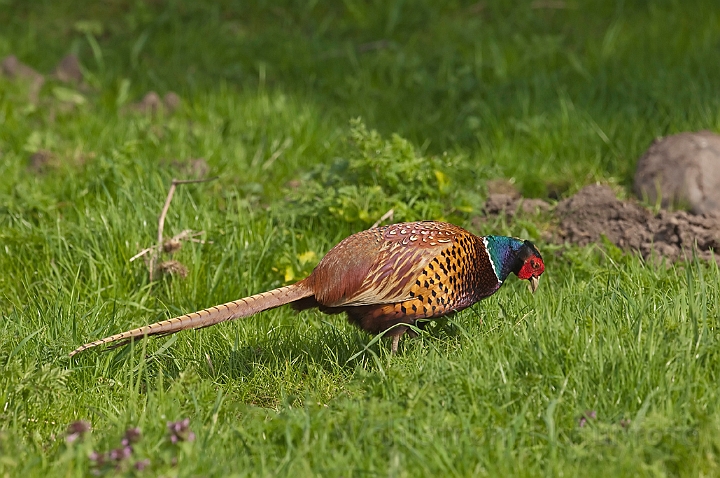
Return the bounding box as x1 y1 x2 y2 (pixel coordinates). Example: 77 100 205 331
484 236 545 293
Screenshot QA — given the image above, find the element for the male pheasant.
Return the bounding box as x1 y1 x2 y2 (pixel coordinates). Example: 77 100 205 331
70 221 544 356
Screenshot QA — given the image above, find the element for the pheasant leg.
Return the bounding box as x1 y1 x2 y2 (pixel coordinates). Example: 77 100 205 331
391 335 400 354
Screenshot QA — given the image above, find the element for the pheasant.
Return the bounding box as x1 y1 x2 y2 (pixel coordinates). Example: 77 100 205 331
69 221 544 356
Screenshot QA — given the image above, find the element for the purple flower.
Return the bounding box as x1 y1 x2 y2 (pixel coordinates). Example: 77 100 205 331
108 445 133 461
88 427 147 472
579 410 597 428
167 418 195 443
167 418 190 435
67 420 92 434
65 420 91 444
89 450 105 465
134 459 151 471
122 427 142 446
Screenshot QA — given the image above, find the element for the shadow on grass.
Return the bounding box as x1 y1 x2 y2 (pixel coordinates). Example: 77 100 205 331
202 317 468 383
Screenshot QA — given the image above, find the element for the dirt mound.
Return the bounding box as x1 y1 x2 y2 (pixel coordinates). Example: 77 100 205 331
556 184 720 264
52 54 83 84
634 131 720 215
128 91 181 114
483 194 551 217
1 55 45 103
555 185 652 250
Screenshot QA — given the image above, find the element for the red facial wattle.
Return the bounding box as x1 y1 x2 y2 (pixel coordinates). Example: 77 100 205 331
517 255 544 294
517 256 544 279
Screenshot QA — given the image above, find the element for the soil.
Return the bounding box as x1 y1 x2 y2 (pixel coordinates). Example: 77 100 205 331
483 193 551 217
556 185 720 264
1 55 45 103
129 91 181 114
484 184 720 265
27 150 57 173
52 54 83 84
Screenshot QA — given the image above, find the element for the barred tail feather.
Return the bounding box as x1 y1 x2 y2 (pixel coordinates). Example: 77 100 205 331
69 283 313 356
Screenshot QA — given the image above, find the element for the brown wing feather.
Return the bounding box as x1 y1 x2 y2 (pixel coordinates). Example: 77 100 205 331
304 227 382 305
306 222 464 308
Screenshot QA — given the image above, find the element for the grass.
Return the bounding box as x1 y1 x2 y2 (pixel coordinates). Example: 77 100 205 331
1 0 719 476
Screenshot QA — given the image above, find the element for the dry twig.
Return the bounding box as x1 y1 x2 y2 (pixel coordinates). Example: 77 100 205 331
135 176 218 280
129 230 209 263
371 209 395 228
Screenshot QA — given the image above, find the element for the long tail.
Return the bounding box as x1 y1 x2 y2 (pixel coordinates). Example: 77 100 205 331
69 282 314 357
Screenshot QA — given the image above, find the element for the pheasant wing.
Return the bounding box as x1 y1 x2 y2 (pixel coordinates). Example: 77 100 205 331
310 222 463 307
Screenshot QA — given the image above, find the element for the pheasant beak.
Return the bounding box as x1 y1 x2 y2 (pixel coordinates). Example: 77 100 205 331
528 276 540 294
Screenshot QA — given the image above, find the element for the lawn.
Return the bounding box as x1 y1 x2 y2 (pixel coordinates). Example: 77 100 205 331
1 1 720 476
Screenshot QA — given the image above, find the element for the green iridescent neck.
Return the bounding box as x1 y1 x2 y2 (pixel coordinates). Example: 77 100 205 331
483 235 527 282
